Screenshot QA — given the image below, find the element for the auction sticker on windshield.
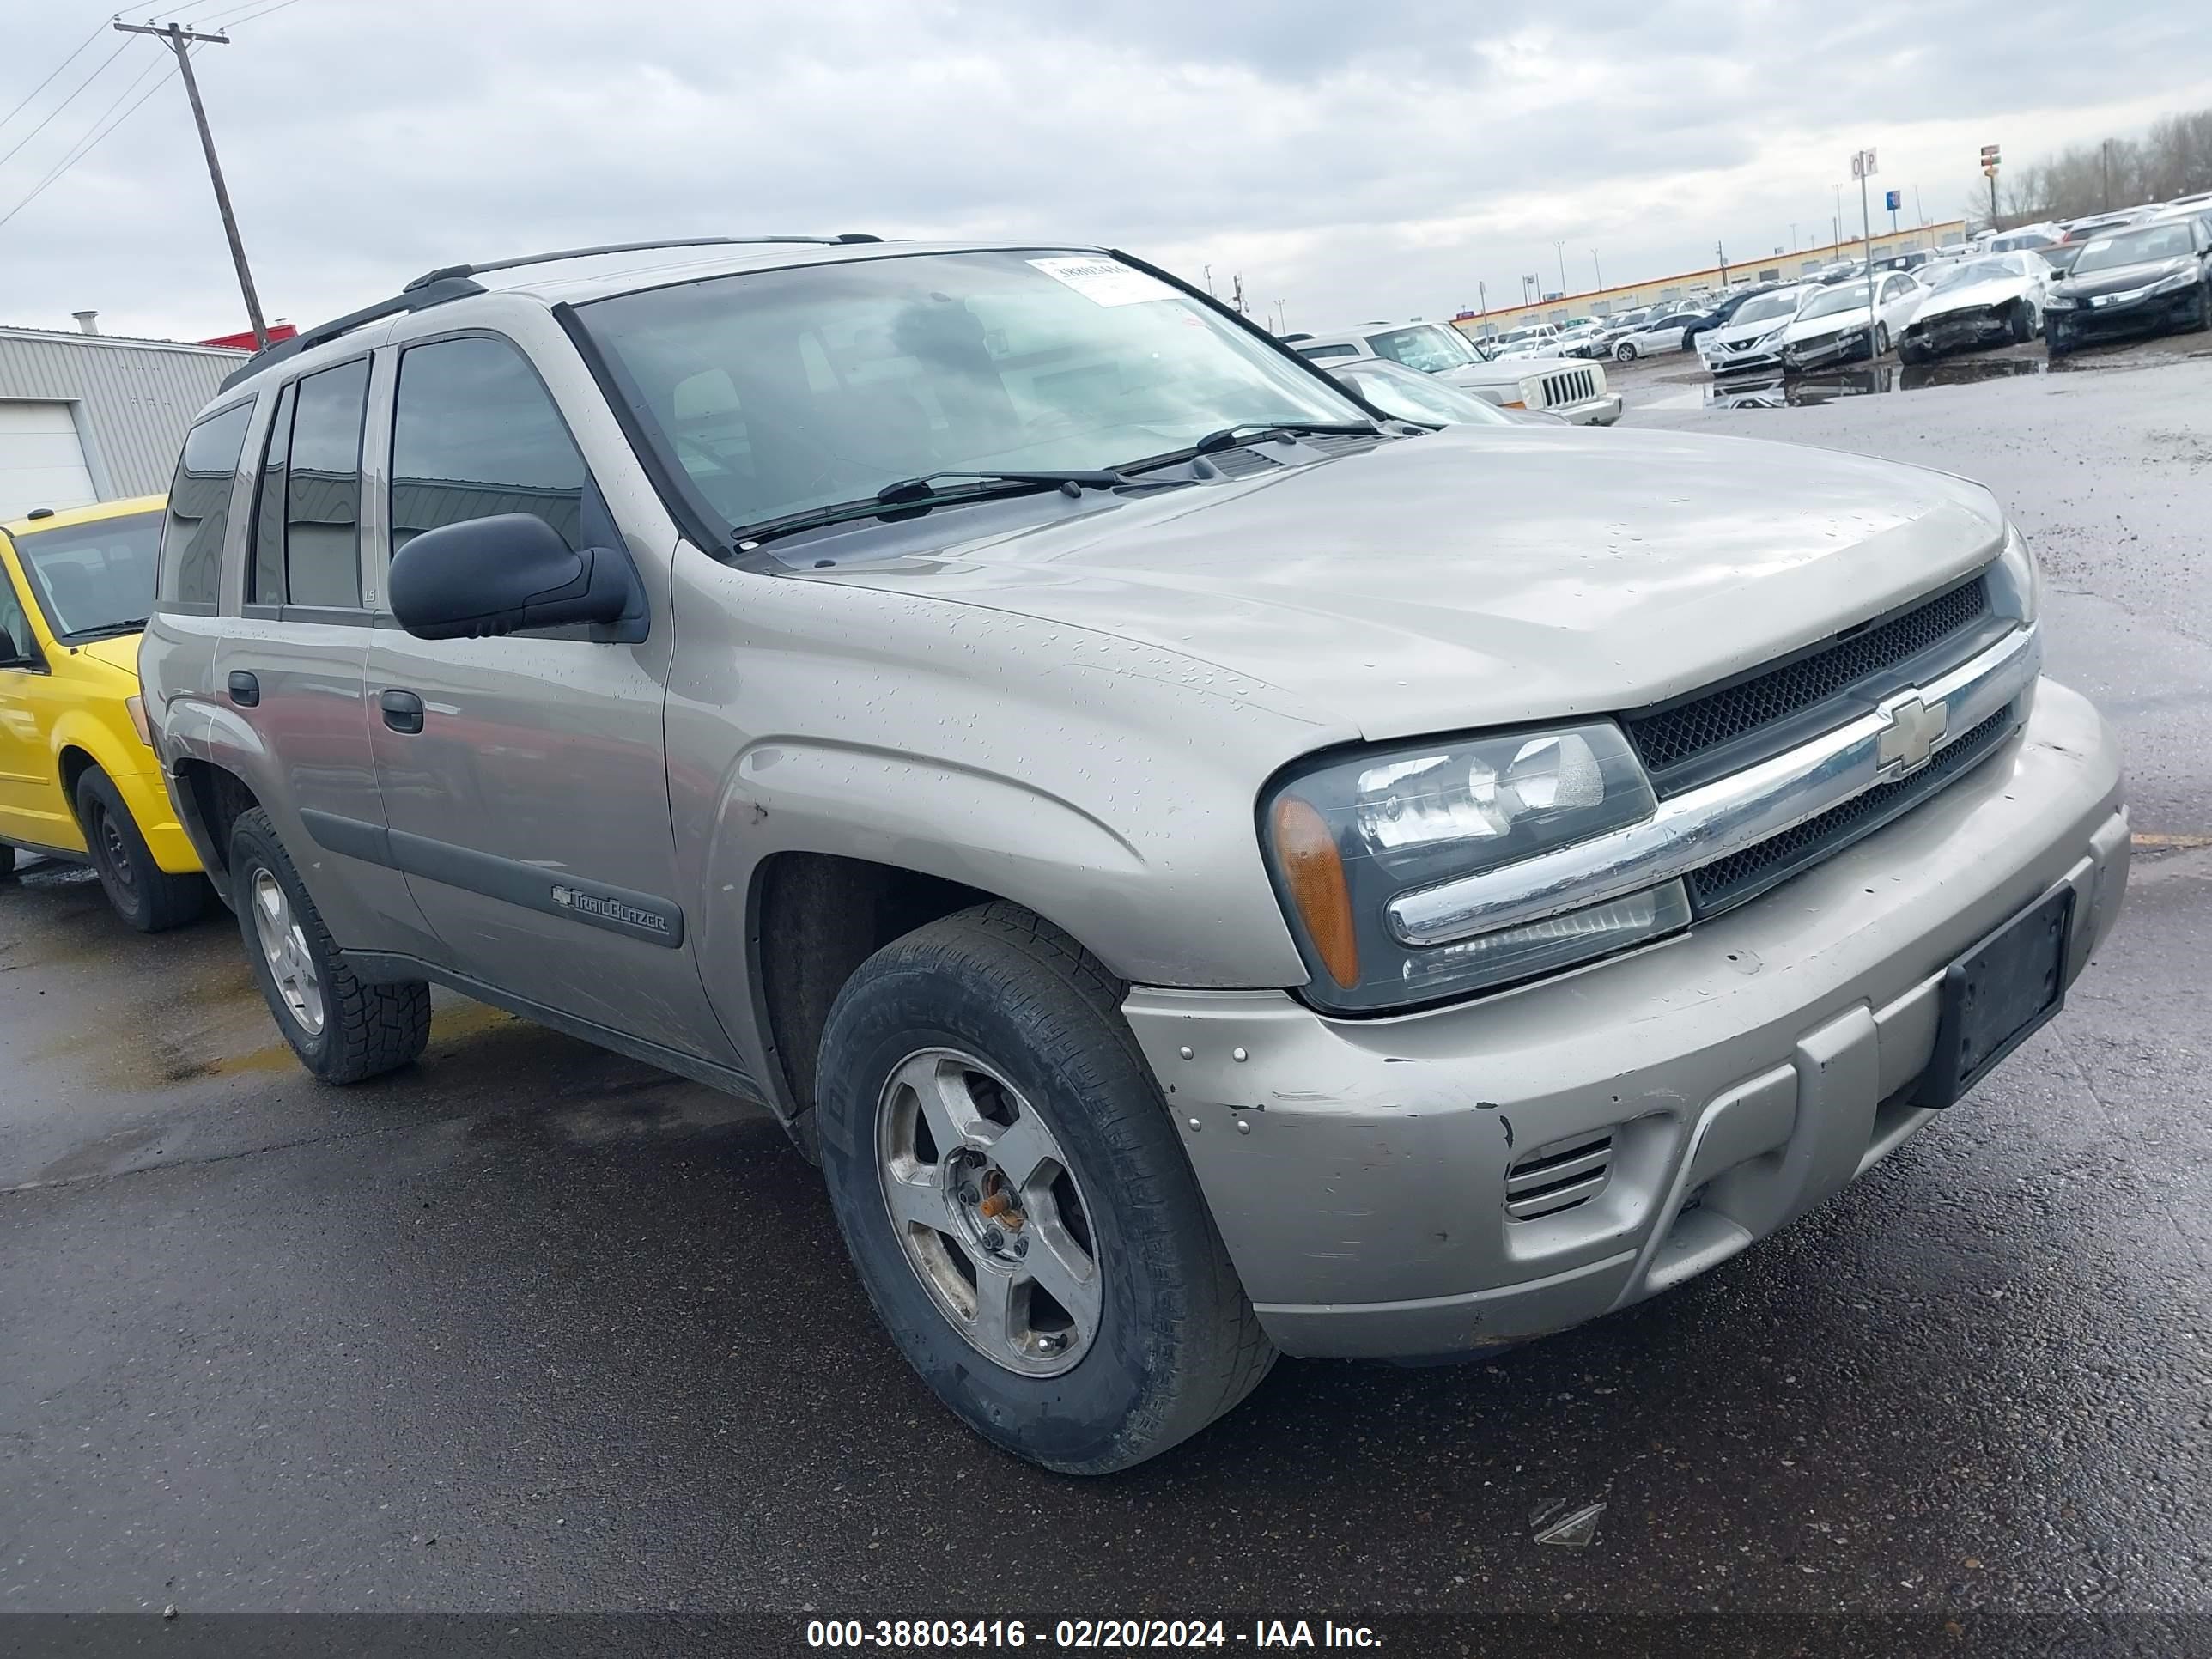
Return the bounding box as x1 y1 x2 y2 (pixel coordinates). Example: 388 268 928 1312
1027 256 1180 306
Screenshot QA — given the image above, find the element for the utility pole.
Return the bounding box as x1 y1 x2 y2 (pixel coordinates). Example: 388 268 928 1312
1554 240 1567 296
1589 248 1601 289
1851 148 1876 342
1790 221 1798 252
1201 264 1213 297
1832 183 1843 249
1231 273 1246 315
1716 240 1728 287
115 20 266 347
2101 138 2112 211
1980 143 2001 232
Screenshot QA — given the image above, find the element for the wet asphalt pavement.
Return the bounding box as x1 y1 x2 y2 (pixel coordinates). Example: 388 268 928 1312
3 338 2209 1645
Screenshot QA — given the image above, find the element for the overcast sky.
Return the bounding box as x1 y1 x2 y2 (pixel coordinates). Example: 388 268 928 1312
4 0 2209 343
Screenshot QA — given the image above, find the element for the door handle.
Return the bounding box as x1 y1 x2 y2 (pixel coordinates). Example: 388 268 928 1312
380 689 425 735
227 671 259 708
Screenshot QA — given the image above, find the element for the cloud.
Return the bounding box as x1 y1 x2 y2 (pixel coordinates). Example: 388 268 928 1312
3 0 2208 341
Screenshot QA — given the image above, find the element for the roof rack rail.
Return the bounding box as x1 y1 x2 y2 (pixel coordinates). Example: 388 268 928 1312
402 234 883 292
216 276 486 392
217 234 888 394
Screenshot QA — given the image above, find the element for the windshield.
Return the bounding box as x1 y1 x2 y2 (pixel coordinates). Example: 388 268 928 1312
1730 289 1801 325
1331 361 1513 425
11 511 162 637
2071 223 2196 274
1797 284 1875 321
577 250 1367 532
1364 324 1484 373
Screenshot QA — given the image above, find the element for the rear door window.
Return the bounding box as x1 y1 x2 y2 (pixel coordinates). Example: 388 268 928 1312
159 401 253 610
282 359 369 608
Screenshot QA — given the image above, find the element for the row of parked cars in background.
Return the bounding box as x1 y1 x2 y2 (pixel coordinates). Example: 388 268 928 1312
1469 191 2212 377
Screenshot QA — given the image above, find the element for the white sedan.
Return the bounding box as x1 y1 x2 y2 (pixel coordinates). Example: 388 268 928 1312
1697 285 1810 375
1895 252 2050 361
1778 272 1926 372
1609 314 1693 361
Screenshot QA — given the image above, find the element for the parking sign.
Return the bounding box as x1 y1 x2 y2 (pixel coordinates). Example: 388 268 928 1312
1885 189 1902 212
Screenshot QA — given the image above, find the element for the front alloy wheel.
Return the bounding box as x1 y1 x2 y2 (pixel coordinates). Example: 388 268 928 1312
816 902 1274 1474
1615 341 1638 362
877 1048 1102 1376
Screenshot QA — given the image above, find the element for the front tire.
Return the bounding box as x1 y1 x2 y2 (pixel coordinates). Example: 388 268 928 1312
228 807 429 1084
2009 301 2035 344
1874 324 1891 356
76 767 204 932
0 844 15 882
815 902 1274 1474
1614 341 1638 362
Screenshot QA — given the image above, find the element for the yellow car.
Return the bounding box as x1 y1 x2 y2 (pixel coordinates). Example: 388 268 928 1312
0 495 207 930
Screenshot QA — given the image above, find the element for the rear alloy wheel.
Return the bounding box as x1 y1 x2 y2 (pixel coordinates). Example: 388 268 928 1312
1614 341 1638 362
1874 324 1891 356
229 806 430 1084
816 902 1274 1474
76 767 204 932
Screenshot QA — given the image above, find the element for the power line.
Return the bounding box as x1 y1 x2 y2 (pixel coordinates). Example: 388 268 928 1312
217 0 304 29
0 15 111 136
0 37 134 173
0 55 180 232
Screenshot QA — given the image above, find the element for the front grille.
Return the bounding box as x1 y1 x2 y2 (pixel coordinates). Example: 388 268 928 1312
1538 368 1596 409
1505 1129 1615 1220
1686 706 2016 915
1624 575 1993 793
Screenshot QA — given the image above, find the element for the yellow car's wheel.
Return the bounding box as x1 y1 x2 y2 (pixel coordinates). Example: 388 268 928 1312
76 767 206 933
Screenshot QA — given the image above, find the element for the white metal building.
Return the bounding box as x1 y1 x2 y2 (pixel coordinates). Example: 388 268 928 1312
0 321 246 520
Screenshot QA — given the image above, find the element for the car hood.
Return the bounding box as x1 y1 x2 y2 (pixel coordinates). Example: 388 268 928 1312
1784 303 1873 341
813 425 2006 742
1912 276 2031 321
72 633 144 676
1436 361 1536 391
1702 311 1794 349
2055 256 2197 299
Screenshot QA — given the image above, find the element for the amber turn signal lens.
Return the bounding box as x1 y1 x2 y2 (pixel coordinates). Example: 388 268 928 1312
1273 795 1359 988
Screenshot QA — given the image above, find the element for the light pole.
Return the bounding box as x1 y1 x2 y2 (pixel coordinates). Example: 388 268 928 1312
1554 240 1567 296
1790 222 1798 252
1589 248 1602 289
1832 184 1843 249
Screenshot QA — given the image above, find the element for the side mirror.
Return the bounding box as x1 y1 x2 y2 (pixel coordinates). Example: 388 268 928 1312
388 514 637 641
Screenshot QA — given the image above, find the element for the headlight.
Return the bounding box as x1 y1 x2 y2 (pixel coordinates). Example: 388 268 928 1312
1992 521 2040 624
2150 270 2195 295
1262 724 1677 1012
1753 328 1784 346
2043 294 2077 309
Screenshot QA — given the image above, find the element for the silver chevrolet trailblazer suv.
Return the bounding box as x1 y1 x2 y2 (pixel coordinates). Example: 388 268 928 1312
141 236 2129 1474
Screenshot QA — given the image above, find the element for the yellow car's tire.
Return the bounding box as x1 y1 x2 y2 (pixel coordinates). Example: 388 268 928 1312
76 767 206 933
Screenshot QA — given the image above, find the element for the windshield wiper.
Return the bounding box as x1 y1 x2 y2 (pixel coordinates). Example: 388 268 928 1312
66 618 148 641
875 468 1131 504
1191 420 1382 455
731 469 1132 552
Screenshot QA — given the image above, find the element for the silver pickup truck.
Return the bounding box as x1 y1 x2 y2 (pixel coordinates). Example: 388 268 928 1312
139 236 2127 1474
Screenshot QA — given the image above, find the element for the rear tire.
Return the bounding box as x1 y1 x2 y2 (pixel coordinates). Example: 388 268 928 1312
1874 324 1891 356
228 806 430 1084
815 902 1274 1474
2048 331 2072 361
2009 302 2034 344
76 767 205 933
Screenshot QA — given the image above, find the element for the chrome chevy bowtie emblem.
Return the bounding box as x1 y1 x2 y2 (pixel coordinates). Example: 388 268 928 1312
1875 690 1949 779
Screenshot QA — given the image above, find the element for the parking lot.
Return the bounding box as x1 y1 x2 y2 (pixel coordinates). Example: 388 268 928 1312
4 339 2209 1644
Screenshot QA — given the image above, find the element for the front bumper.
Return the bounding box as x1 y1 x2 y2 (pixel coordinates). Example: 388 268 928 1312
1702 344 1784 374
1784 331 1875 372
1554 393 1623 426
1124 679 2126 1359
1906 308 2013 356
2050 287 2200 341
